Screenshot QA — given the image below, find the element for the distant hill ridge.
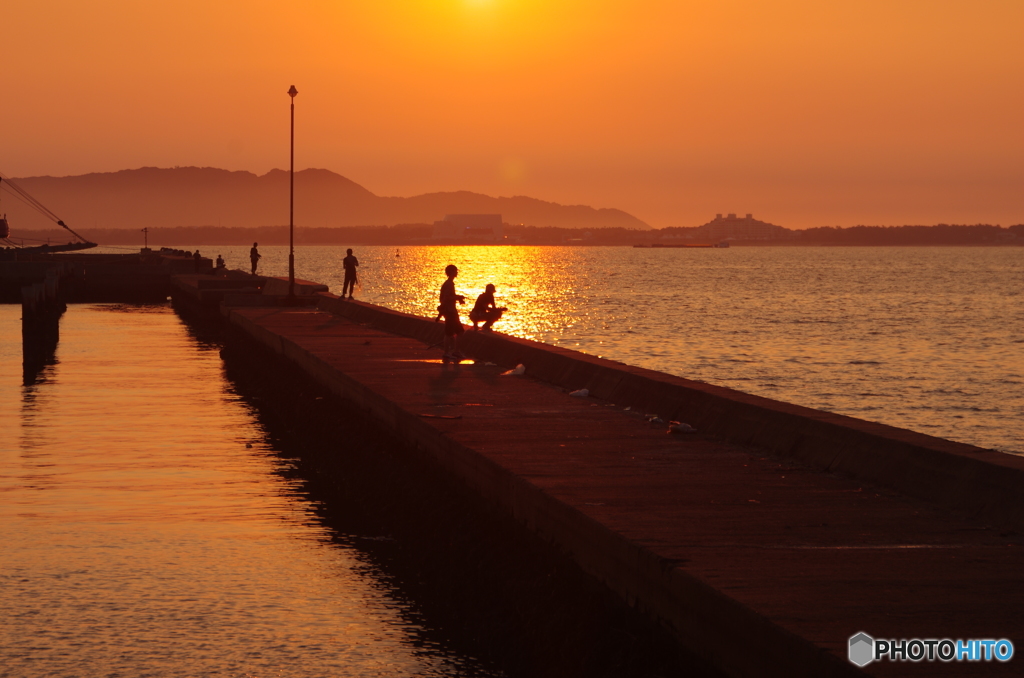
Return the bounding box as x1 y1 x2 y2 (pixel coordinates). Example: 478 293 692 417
5 166 649 230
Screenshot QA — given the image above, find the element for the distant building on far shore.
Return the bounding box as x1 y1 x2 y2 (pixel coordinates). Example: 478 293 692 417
694 213 787 241
432 214 504 241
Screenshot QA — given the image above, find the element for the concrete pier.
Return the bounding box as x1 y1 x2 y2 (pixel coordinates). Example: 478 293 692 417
1 249 216 303
175 274 1023 677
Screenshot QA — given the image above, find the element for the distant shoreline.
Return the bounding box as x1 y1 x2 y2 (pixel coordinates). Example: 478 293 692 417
9 223 1022 248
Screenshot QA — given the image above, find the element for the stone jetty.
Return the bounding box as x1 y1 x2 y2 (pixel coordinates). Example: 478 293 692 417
166 267 1024 677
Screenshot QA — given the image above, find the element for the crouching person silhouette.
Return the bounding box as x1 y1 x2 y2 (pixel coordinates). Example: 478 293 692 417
469 284 506 331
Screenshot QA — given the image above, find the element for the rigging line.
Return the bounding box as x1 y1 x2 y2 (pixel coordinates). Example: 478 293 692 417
57 220 91 243
0 173 92 243
5 235 72 244
0 175 63 223
0 182 52 216
0 174 59 218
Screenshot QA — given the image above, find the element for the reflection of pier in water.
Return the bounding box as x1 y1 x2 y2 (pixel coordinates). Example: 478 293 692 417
20 267 65 384
3 250 204 382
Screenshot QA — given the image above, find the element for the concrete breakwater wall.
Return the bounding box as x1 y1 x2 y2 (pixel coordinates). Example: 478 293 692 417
215 285 1024 677
317 295 1024 533
2 252 189 303
223 299 861 677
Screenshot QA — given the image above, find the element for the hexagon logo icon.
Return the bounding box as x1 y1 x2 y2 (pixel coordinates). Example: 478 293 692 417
849 632 874 667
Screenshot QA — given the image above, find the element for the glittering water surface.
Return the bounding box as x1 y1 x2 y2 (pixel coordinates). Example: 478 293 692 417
189 245 1022 454
0 305 497 677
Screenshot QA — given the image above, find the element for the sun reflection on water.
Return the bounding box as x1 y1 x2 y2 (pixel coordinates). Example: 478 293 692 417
376 245 589 344
85 244 1024 454
178 244 1024 455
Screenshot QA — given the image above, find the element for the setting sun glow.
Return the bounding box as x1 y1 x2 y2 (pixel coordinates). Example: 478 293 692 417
4 1 1022 227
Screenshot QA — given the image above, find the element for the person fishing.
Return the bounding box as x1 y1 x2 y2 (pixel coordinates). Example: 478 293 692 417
469 284 506 331
438 264 466 361
249 242 261 276
342 248 359 299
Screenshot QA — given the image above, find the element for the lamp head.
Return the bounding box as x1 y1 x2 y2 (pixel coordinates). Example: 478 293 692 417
288 85 298 98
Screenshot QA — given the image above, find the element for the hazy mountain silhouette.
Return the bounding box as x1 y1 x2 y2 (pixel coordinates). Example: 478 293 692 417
5 167 649 230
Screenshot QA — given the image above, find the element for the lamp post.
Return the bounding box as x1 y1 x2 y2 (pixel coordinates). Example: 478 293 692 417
288 85 298 300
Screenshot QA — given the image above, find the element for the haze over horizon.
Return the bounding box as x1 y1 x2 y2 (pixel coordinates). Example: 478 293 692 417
5 1 1023 228
3 166 651 231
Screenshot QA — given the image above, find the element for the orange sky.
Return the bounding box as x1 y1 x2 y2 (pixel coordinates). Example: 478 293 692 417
4 0 1023 228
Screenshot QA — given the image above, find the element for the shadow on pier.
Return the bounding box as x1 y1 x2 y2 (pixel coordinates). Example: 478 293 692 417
208 319 721 678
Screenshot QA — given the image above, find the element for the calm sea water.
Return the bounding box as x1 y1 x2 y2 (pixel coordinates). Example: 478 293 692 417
0 305 503 677
3 246 1019 675
173 244 1023 455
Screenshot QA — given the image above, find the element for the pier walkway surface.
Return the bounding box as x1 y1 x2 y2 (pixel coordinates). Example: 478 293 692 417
173 275 1024 677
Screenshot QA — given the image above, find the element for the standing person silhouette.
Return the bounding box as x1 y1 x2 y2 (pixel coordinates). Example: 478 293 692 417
249 242 261 276
342 248 359 299
439 264 466 361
